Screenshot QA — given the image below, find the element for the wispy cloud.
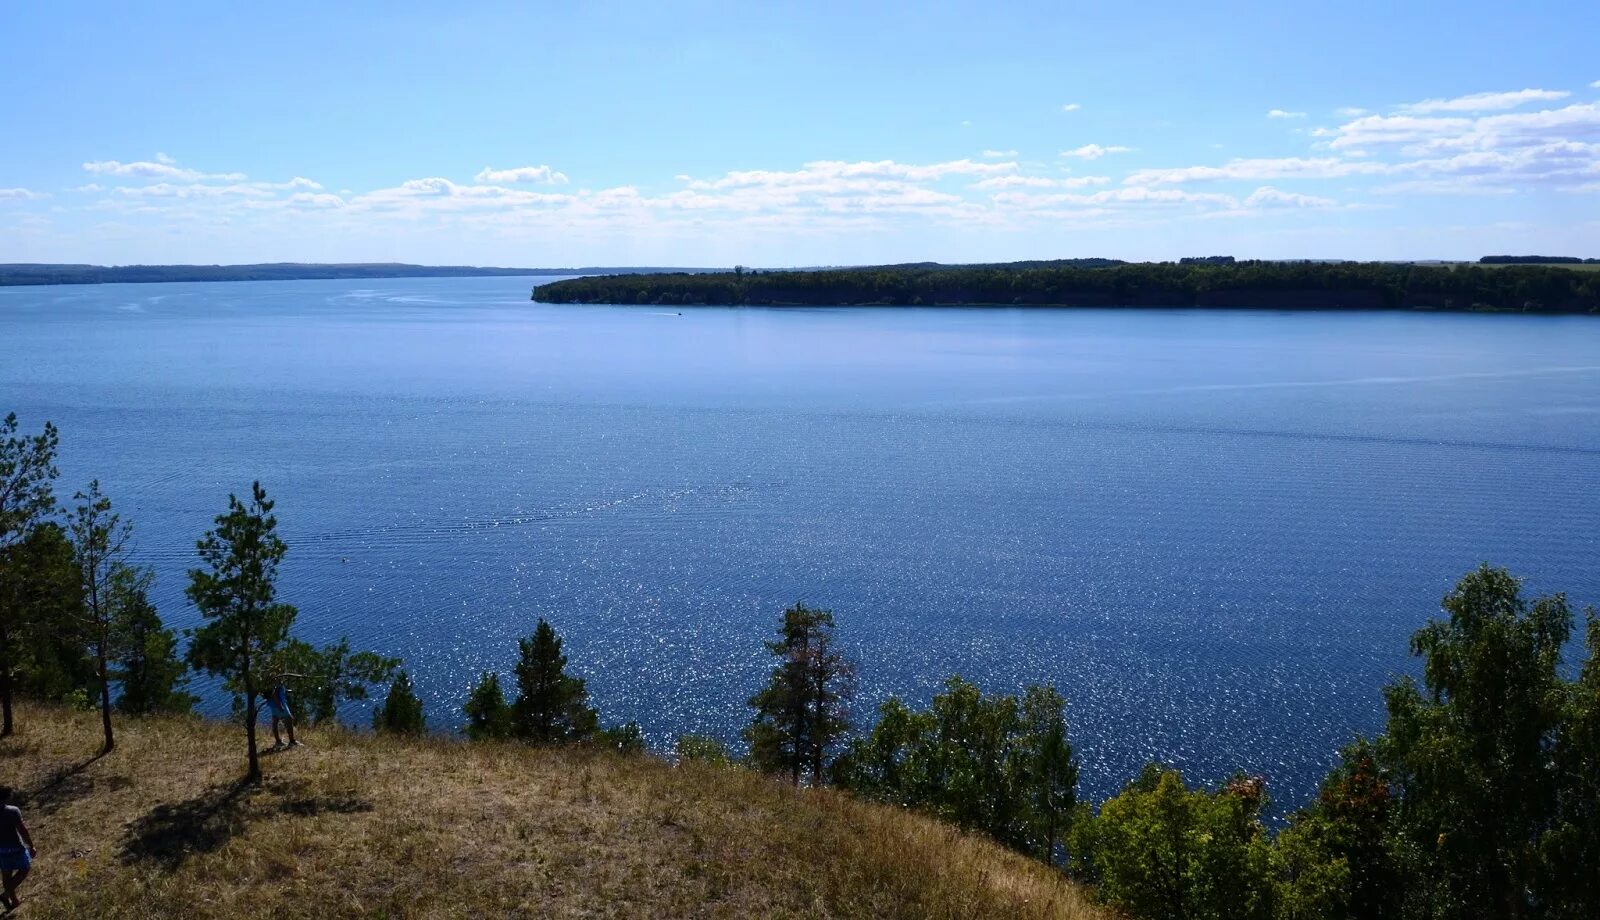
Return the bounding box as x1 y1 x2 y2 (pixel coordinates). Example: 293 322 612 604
1243 187 1336 208
1061 103 1081 112
1327 102 1600 152
1267 109 1306 119
971 175 1110 190
1127 157 1392 185
980 149 1018 158
474 165 569 184
0 188 48 200
83 157 246 182
1397 88 1569 113
1060 144 1132 160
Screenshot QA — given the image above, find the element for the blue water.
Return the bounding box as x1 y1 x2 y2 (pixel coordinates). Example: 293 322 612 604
4 275 1599 810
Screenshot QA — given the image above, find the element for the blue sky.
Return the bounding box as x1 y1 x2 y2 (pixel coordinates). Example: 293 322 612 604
3 1 1598 266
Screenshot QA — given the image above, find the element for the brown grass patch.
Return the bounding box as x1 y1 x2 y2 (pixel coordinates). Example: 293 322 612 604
1 704 1110 919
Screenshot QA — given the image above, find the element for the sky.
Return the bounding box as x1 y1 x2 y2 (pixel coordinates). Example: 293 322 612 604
3 0 1599 267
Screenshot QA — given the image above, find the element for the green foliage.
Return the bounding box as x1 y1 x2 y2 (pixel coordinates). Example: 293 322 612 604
62 686 96 711
1074 765 1275 920
109 565 196 716
270 636 399 726
745 603 853 785
0 412 63 734
511 619 598 743
1379 564 1571 918
463 671 513 741
598 721 644 754
184 481 296 781
373 670 426 736
68 479 135 752
0 412 59 550
1540 608 1600 919
1270 739 1397 920
1271 811 1350 920
0 523 91 705
834 677 1077 860
533 261 1600 313
676 734 733 765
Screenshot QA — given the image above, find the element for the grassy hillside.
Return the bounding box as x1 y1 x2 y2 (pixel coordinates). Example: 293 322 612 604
1 705 1108 919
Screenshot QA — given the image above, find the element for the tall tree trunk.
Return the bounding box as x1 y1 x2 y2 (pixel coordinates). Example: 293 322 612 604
243 637 259 784
0 620 13 738
97 642 114 755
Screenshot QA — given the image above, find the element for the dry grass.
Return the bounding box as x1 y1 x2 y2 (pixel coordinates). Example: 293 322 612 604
0 704 1110 919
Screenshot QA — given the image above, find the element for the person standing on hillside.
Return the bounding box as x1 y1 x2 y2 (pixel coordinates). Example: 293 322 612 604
0 785 37 912
267 674 304 750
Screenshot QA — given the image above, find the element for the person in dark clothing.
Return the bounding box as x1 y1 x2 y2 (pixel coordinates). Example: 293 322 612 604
0 786 36 912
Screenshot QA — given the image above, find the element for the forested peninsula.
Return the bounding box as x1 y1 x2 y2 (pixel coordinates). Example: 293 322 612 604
532 259 1600 313
0 263 716 287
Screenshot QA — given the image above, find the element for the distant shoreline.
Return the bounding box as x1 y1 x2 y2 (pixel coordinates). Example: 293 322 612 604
0 263 722 287
533 260 1600 315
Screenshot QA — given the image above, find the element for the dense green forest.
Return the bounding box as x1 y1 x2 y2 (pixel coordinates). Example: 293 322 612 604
0 263 717 286
533 260 1600 313
1480 256 1600 265
6 410 1600 918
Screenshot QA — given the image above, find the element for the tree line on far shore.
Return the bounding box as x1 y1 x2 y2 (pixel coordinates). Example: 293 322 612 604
531 259 1600 313
5 411 1599 919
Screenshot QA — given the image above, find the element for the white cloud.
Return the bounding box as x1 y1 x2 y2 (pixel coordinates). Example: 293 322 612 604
0 188 48 200
287 192 345 208
1328 102 1600 151
1592 80 1600 90
1336 107 1368 117
82 157 246 181
993 187 1240 209
1397 88 1569 114
689 158 1015 191
1127 156 1393 185
1060 144 1132 159
980 149 1018 158
1267 109 1306 119
473 165 569 184
1126 139 1600 191
113 182 276 199
1243 186 1336 208
971 175 1110 190
1061 103 1081 112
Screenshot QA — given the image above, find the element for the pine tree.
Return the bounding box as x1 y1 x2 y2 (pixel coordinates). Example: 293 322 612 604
373 670 426 736
110 565 196 716
745 603 853 785
0 524 89 710
0 413 60 737
463 671 512 741
511 619 597 743
1020 685 1079 864
185 482 296 784
67 480 134 754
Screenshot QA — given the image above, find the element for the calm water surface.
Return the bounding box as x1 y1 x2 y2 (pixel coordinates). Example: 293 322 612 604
4 275 1598 810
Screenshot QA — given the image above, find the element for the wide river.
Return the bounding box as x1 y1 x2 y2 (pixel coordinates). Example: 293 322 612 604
4 275 1598 809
